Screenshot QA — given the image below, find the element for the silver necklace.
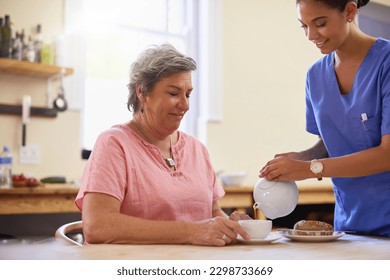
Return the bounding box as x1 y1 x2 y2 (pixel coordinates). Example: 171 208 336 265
133 121 175 169
165 136 175 168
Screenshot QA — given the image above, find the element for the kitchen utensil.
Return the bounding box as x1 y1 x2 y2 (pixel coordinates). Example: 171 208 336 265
220 171 247 186
53 70 67 112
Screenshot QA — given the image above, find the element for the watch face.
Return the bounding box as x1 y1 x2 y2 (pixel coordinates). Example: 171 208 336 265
311 162 323 173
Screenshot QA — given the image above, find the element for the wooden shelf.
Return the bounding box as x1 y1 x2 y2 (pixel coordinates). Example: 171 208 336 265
0 58 73 78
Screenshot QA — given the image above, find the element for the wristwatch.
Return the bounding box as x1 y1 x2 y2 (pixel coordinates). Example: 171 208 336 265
310 159 323 181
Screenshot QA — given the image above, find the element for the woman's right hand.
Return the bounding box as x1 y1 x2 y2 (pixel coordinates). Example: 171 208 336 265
229 211 252 221
187 216 250 246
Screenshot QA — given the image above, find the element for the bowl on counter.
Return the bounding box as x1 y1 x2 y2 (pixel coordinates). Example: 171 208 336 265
220 171 247 187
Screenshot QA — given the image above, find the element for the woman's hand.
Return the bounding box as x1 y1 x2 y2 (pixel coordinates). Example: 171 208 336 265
188 216 250 246
229 211 252 221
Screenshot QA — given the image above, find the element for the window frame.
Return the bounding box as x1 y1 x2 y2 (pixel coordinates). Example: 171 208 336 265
63 0 222 151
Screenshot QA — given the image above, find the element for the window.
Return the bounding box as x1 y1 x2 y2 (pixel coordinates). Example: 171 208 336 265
64 0 222 151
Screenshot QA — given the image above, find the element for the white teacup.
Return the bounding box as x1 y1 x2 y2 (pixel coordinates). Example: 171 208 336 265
238 219 272 239
253 178 298 220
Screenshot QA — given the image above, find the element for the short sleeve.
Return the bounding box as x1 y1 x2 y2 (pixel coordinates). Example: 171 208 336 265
380 56 390 136
305 69 320 136
75 129 129 210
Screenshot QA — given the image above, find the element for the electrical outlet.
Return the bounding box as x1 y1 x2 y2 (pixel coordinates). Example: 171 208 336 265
19 144 40 164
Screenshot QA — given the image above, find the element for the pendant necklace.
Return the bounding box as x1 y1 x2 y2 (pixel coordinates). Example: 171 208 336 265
165 136 175 168
133 121 175 169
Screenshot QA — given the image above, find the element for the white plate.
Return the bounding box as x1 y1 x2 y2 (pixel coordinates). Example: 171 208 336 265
278 230 345 242
237 233 281 244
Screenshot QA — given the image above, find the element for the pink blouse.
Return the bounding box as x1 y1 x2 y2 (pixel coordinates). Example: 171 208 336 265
75 124 224 222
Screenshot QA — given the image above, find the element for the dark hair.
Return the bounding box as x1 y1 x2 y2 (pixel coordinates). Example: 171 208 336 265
127 44 197 113
296 0 370 11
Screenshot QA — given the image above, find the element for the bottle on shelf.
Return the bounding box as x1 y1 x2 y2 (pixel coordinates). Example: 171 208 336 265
33 24 43 63
25 36 36 63
0 17 3 50
0 145 13 189
54 35 65 66
20 29 28 61
0 14 12 58
40 41 54 65
11 31 22 60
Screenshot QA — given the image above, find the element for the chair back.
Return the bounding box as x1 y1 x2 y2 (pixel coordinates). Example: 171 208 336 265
55 220 83 246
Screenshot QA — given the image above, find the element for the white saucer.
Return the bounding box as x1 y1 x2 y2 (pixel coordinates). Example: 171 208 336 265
237 233 281 244
278 230 345 242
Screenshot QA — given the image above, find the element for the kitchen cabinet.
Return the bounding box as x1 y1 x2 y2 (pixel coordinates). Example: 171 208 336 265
0 184 79 215
0 58 73 117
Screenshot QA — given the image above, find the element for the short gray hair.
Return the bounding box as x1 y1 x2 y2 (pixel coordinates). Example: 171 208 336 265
127 44 197 112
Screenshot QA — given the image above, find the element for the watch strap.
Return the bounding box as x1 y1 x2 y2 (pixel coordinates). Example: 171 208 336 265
310 159 323 181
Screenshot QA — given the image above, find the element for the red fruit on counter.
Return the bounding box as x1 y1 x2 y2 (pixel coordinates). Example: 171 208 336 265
12 173 27 182
12 173 27 187
26 177 40 187
12 173 40 187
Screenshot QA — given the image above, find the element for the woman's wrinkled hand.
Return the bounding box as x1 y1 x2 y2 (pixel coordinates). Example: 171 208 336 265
229 211 252 221
188 216 250 246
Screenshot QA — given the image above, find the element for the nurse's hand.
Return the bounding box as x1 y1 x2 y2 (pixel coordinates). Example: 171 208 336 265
274 151 302 160
259 156 311 181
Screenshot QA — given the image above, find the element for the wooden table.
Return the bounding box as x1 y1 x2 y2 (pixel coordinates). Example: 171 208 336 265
1 233 389 260
0 184 80 215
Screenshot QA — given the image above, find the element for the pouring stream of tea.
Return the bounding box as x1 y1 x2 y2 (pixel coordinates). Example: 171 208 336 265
253 202 259 220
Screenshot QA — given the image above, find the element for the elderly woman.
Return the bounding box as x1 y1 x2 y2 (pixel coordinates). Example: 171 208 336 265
75 44 250 246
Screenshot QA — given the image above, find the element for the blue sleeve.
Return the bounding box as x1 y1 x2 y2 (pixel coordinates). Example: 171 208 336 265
380 55 390 136
305 69 320 136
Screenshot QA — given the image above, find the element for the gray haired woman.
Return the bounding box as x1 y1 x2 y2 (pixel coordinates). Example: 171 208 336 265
127 44 196 113
76 44 251 246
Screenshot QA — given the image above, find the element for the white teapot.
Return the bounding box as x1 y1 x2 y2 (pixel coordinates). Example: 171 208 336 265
253 178 298 219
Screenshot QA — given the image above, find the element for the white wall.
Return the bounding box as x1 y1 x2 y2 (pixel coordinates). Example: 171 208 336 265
373 0 390 6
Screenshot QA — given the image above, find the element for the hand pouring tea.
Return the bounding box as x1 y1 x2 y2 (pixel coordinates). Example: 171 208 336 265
253 178 298 219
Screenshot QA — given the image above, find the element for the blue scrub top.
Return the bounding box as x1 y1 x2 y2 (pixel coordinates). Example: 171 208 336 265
305 38 390 237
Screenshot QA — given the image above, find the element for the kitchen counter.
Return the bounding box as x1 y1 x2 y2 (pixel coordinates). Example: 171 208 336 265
0 184 79 215
0 184 334 216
